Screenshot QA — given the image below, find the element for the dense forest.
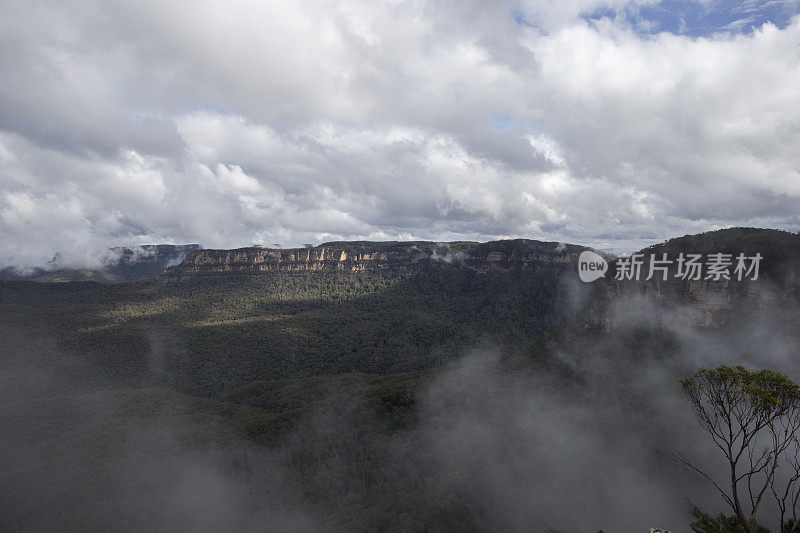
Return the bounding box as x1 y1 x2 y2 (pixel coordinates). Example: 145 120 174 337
0 262 573 397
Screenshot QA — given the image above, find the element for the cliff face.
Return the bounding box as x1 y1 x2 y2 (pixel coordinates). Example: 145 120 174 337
168 230 800 331
170 240 586 275
599 276 799 328
588 229 800 329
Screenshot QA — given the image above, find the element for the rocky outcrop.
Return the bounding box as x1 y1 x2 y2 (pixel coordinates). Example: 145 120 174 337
170 240 587 275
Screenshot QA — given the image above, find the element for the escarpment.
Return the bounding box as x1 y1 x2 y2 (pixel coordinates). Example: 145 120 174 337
585 228 800 329
165 229 799 332
169 240 588 275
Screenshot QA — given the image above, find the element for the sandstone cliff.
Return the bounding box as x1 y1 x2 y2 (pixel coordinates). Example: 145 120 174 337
169 240 587 275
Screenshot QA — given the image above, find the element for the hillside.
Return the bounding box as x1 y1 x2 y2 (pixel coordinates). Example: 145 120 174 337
0 239 588 398
588 228 800 329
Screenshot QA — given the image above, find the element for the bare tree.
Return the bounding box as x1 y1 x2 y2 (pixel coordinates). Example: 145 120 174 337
676 365 800 533
770 432 800 531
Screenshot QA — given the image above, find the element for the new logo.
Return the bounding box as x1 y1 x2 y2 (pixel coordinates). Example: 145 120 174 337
578 250 608 282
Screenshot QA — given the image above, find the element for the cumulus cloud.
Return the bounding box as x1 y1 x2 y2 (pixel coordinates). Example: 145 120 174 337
0 0 799 267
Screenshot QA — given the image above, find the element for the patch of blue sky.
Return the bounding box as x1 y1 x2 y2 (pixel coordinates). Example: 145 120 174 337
511 9 543 31
581 0 799 37
492 113 512 132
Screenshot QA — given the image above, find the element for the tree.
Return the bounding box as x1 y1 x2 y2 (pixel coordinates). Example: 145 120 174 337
677 365 800 533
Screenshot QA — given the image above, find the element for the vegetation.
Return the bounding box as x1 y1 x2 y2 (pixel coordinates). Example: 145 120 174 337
0 262 572 530
689 505 770 533
0 266 567 397
641 228 800 280
679 365 800 532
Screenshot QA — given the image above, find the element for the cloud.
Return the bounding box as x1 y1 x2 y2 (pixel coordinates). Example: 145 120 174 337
0 1 799 267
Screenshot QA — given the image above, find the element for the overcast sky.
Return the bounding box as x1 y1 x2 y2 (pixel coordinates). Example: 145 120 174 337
1 0 799 267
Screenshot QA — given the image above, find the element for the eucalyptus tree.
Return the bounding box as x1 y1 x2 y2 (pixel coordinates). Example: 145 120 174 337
678 365 800 532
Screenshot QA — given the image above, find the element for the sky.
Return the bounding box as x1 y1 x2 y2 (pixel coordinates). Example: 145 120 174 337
1 0 799 268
